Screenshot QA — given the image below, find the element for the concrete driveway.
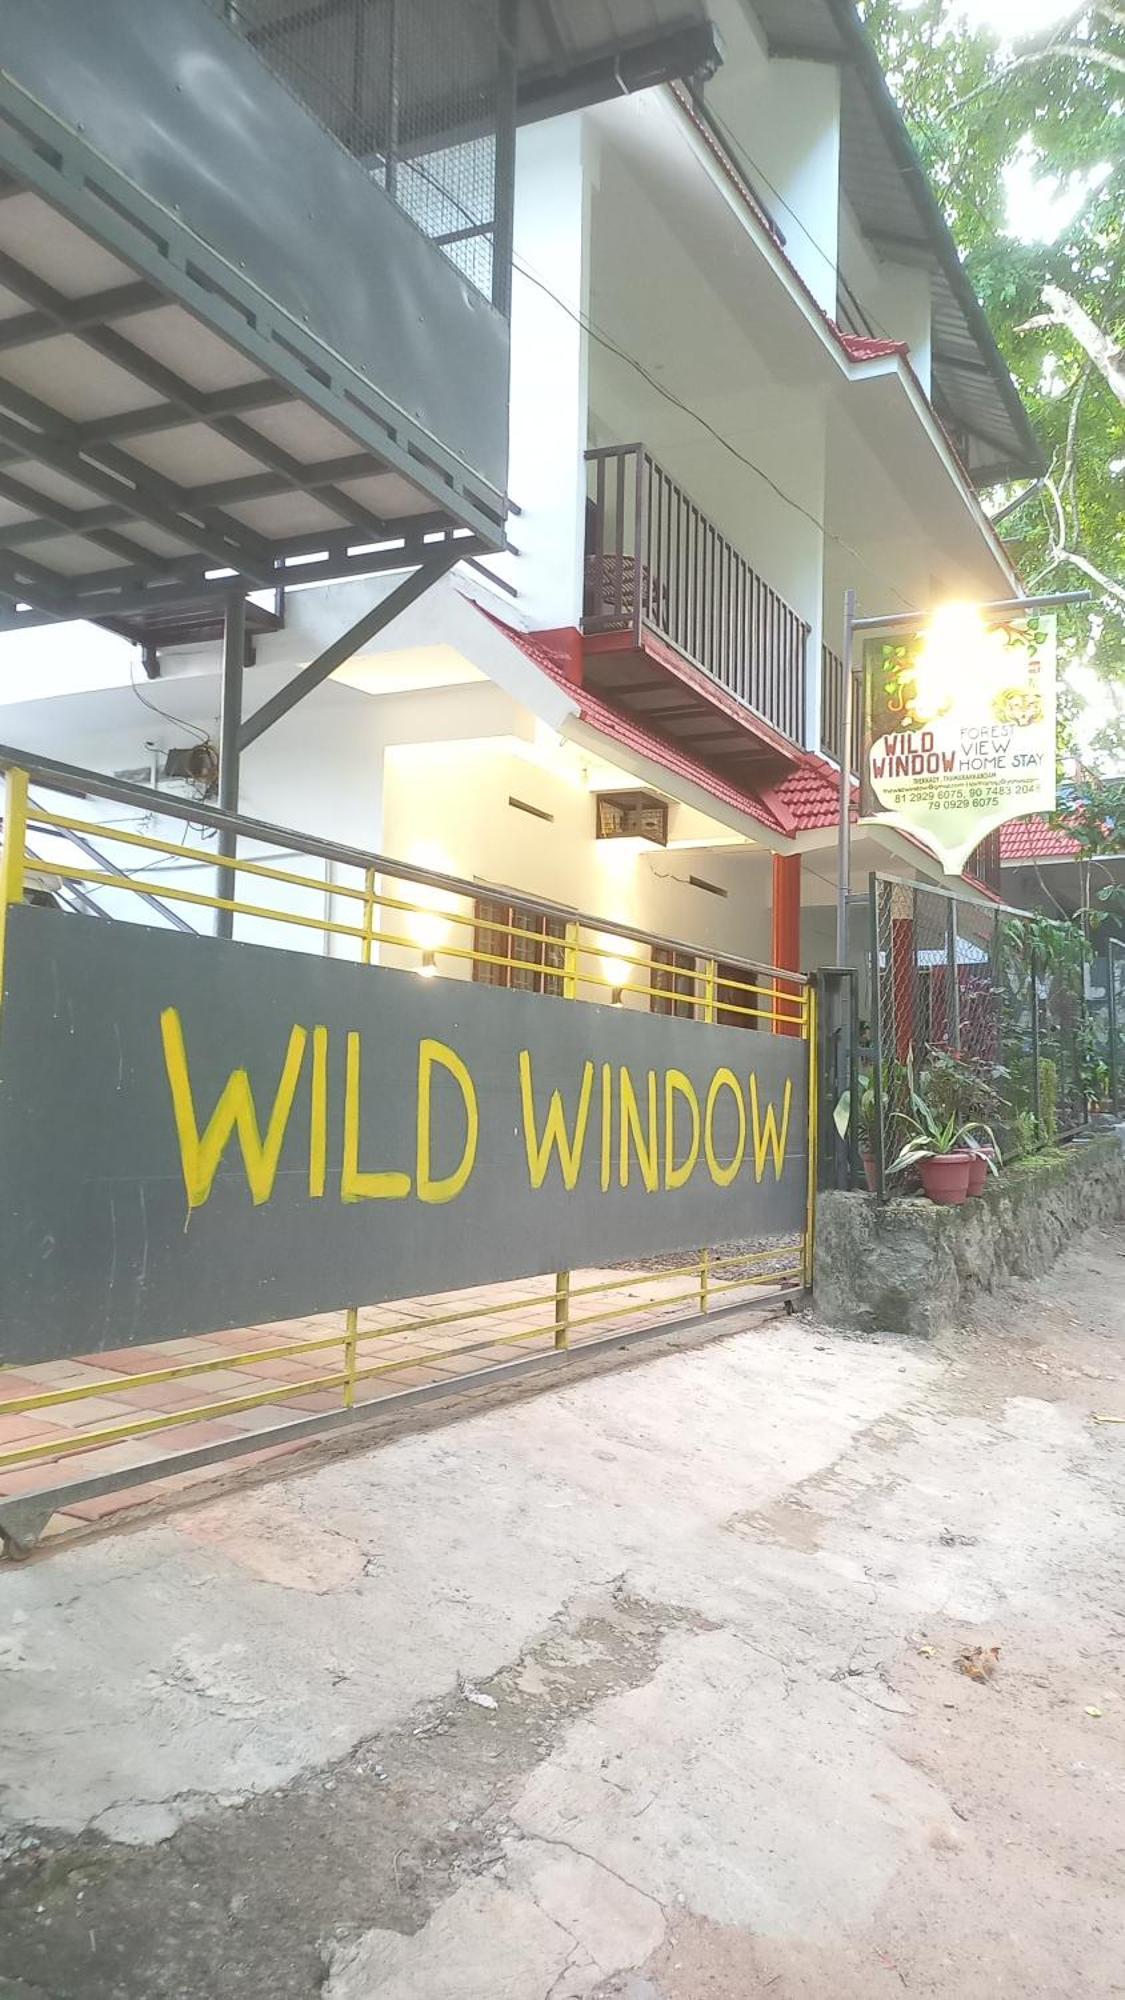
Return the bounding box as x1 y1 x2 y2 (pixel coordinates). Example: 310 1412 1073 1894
2 1230 1124 1998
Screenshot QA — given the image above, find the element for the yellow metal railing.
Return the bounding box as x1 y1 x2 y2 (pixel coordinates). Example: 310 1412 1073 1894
0 1249 804 1477
0 756 815 1531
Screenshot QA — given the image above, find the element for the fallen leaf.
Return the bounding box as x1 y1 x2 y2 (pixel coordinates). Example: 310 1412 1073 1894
956 1644 1000 1683
1085 1705 1103 1718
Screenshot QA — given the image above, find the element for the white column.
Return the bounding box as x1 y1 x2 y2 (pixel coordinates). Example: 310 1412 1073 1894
494 115 592 631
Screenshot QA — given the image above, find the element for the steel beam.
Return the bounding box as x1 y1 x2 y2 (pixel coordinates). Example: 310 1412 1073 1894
0 398 275 583
0 277 158 354
215 592 247 940
238 549 460 751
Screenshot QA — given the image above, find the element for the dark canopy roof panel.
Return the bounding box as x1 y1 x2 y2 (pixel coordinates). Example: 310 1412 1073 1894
749 0 1043 484
0 0 517 634
0 0 721 634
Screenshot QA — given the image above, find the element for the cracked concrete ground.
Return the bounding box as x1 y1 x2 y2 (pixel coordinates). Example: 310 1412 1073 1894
2 1227 1125 1998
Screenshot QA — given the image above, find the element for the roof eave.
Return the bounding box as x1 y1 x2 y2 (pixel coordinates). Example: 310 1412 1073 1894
822 0 1044 482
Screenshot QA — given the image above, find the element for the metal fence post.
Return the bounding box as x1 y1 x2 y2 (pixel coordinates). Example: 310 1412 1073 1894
1104 944 1112 1120
946 900 961 1052
869 875 887 1201
562 920 579 1001
815 967 855 1190
343 1306 358 1409
804 981 818 1286
0 765 28 1009
1030 950 1042 1141
361 866 377 967
553 1271 570 1350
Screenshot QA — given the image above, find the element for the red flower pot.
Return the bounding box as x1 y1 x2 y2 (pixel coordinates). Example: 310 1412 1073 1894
861 1152 878 1192
918 1152 973 1206
966 1150 992 1196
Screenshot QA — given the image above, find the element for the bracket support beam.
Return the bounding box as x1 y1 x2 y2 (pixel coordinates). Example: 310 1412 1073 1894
237 548 460 752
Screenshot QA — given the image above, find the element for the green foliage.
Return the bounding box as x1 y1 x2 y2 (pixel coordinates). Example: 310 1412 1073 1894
1006 1106 1041 1161
1038 1055 1059 1142
1001 908 1091 975
921 1046 1011 1125
860 3 1125 728
886 1057 998 1175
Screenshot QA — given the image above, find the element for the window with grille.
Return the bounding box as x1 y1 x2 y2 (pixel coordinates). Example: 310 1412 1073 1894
717 961 759 1029
473 896 565 995
651 944 698 1019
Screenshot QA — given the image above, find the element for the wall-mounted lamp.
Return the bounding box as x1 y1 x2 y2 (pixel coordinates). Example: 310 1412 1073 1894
602 954 630 1006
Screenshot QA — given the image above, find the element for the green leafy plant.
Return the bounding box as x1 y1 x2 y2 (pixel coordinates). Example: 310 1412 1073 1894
1006 1108 1040 1163
833 1071 878 1153
921 1047 1010 1127
887 1064 998 1179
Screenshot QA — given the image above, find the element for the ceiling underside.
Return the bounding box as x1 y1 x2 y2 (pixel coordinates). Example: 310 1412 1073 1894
582 640 801 790
0 184 488 635
747 0 1043 483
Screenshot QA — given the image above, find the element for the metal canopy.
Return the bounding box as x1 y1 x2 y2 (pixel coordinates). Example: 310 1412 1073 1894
0 0 512 636
747 0 1044 485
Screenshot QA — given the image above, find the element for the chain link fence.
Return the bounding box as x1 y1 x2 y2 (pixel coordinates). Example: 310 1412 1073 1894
858 875 1093 1200
210 0 515 308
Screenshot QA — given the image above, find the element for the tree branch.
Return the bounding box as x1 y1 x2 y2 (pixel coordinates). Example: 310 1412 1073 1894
1054 547 1125 609
1061 363 1093 539
1029 285 1125 406
998 39 1125 76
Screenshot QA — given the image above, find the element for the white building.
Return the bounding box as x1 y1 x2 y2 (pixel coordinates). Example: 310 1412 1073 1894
0 0 1039 985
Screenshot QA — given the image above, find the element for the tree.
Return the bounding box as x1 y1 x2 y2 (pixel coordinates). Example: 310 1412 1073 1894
860 2 1125 765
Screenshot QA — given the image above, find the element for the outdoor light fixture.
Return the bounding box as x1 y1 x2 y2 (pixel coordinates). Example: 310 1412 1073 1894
595 791 668 849
412 910 447 951
601 952 631 1005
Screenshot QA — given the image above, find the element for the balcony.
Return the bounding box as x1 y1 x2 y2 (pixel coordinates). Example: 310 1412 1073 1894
582 445 808 787
819 646 862 773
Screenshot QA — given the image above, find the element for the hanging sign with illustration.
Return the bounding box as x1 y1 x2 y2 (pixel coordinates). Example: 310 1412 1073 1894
859 605 1057 874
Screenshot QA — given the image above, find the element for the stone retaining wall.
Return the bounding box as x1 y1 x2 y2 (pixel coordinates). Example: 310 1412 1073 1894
814 1135 1125 1338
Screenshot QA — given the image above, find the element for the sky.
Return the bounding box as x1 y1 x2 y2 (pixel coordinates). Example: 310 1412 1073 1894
953 0 1082 30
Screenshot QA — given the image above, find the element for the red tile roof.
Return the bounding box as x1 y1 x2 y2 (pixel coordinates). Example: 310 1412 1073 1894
771 760 854 832
833 329 910 364
480 608 788 837
999 816 1080 862
480 607 1003 897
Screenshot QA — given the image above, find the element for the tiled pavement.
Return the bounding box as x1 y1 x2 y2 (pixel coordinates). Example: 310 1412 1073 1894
0 1257 799 1545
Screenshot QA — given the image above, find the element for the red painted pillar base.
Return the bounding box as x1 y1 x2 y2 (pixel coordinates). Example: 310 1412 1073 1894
772 852 802 1036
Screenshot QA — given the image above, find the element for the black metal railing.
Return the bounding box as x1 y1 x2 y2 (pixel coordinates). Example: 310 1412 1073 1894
583 444 808 747
211 0 515 311
819 645 862 772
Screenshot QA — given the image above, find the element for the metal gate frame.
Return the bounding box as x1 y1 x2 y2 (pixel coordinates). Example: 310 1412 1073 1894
0 750 817 1555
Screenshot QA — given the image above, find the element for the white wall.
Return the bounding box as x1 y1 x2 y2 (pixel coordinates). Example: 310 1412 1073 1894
838 199 933 392
493 115 593 631
380 736 780 996
706 0 841 314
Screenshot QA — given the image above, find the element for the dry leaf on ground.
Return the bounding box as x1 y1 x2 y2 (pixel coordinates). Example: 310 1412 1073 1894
956 1644 1000 1682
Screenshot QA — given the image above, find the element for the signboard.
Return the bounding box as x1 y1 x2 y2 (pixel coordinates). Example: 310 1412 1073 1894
860 606 1057 874
0 909 808 1365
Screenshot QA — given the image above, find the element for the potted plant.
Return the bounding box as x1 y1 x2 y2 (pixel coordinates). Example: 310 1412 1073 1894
889 1080 997 1207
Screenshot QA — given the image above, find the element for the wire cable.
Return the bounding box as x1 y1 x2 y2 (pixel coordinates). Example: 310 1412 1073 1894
127 651 212 748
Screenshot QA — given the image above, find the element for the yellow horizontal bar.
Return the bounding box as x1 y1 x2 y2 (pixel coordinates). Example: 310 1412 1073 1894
0 1243 805 1419
0 1255 805 1471
0 1367 353 1469
33 809 374 908
36 859 374 939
